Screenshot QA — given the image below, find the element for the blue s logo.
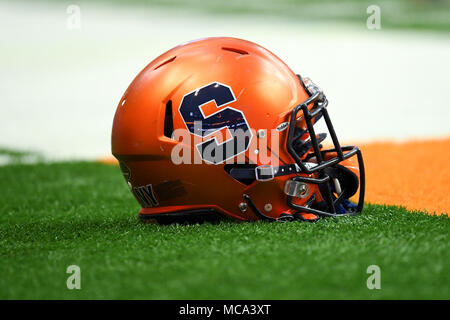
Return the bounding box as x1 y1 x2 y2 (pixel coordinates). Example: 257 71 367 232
179 82 252 164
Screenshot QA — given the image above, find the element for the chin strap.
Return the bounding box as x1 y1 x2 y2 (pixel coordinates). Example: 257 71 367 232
231 164 301 181
230 133 327 182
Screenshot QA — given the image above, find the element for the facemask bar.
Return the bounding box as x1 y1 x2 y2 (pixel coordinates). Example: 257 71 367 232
285 75 365 217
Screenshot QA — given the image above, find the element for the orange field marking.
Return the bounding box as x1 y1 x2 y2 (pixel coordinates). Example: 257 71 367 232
100 138 450 215
359 138 449 215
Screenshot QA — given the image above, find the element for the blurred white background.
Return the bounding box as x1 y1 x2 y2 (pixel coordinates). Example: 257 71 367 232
1 1 449 159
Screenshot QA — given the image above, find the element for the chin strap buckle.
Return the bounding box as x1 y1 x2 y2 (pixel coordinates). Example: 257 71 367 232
254 165 275 181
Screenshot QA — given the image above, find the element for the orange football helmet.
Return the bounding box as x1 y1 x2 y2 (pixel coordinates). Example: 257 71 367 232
111 37 365 223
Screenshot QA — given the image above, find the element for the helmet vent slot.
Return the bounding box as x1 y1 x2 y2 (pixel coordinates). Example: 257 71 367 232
154 56 176 70
163 100 174 138
221 47 248 55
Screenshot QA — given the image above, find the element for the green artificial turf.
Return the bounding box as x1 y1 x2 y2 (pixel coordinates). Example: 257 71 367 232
0 161 448 299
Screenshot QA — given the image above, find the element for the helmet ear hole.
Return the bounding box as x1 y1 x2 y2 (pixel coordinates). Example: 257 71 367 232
224 164 256 185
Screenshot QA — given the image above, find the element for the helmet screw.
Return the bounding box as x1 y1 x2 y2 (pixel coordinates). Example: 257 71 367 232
298 183 309 198
264 203 272 212
238 202 248 212
257 129 266 139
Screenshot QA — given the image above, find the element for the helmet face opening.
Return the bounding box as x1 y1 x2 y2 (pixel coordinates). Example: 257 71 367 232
283 75 365 218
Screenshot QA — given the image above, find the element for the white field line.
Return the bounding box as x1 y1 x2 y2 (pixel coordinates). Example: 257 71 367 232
0 1 449 160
